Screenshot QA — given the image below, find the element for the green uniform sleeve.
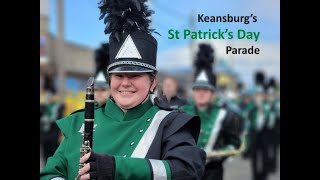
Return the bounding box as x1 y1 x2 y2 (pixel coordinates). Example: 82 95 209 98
40 137 68 180
114 156 171 180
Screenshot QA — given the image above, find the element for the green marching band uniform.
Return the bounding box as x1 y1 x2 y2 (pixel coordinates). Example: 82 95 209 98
180 44 244 180
40 0 205 179
239 92 256 159
263 77 280 174
245 71 274 180
41 98 205 180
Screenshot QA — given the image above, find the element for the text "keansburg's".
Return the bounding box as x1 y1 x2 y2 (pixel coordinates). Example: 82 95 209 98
197 14 257 25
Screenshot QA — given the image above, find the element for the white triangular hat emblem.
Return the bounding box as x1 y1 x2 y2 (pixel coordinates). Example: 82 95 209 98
115 35 142 59
95 71 106 82
196 70 209 82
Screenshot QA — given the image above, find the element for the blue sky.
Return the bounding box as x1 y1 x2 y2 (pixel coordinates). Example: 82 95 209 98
47 0 280 87
48 0 279 49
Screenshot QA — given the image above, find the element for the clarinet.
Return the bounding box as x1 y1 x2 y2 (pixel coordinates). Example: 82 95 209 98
75 77 95 180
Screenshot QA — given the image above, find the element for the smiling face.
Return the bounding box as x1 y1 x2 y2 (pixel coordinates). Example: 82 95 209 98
110 73 157 110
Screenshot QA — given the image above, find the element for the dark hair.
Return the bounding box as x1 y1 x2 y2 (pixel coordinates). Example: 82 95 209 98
148 72 157 94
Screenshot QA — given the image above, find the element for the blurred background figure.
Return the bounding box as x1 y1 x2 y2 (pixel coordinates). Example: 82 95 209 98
264 77 280 174
40 73 46 170
239 85 256 160
181 43 244 180
40 70 65 166
93 43 110 105
247 70 271 180
40 74 46 121
160 76 188 109
40 90 65 164
94 72 110 105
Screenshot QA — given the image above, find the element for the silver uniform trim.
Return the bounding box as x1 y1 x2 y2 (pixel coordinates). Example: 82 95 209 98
149 159 167 180
204 109 227 153
107 61 157 72
131 110 171 158
84 119 94 122
50 177 65 180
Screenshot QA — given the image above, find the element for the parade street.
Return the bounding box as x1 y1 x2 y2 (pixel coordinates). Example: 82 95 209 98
225 151 280 180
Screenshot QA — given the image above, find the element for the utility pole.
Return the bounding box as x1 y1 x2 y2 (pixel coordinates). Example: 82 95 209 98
56 0 65 100
189 10 196 82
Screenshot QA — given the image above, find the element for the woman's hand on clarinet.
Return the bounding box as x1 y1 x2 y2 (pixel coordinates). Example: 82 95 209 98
79 151 115 180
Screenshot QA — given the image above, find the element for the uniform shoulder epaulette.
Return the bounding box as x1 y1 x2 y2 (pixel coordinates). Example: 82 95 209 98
70 103 106 115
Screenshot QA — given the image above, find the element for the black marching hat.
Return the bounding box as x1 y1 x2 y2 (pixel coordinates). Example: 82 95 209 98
94 43 110 89
265 77 277 94
254 70 265 94
98 0 158 74
192 43 216 91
